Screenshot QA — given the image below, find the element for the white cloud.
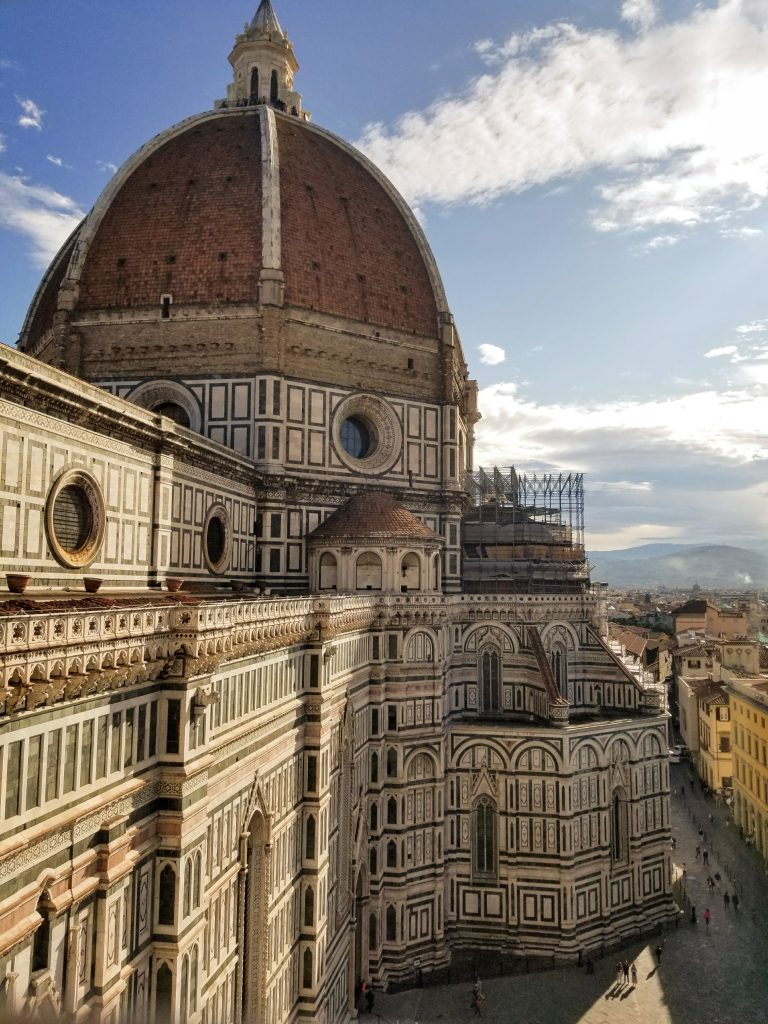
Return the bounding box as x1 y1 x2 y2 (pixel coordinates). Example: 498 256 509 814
735 319 768 334
0 59 22 71
0 172 83 267
16 96 44 130
722 225 762 238
0 134 5 154
643 234 680 250
96 160 118 174
478 343 506 365
704 345 738 358
621 0 658 30
474 381 768 547
46 155 63 167
357 1 768 236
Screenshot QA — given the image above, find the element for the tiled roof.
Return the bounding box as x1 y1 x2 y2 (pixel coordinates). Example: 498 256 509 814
309 492 440 542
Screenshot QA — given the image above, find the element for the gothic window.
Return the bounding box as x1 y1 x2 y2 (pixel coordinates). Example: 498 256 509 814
368 912 377 950
304 886 314 927
370 752 378 783
380 797 394 827
473 797 496 877
386 747 397 777
611 788 629 863
386 905 397 942
480 648 501 713
190 945 198 1012
369 846 378 875
305 815 316 860
180 954 189 1024
302 948 313 989
386 840 397 868
193 852 202 909
405 631 434 663
270 70 279 104
370 801 378 832
250 67 259 102
551 643 566 695
156 964 172 1023
158 865 176 926
183 859 192 917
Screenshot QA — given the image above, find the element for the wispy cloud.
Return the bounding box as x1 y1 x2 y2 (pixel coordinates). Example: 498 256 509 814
0 134 5 154
474 380 768 547
16 96 44 130
478 343 506 366
621 0 658 30
46 155 64 167
0 172 83 267
735 319 768 335
0 58 22 71
96 159 118 174
704 345 738 358
358 1 768 240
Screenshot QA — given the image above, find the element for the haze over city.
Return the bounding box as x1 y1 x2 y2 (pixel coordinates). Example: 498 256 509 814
1 0 766 549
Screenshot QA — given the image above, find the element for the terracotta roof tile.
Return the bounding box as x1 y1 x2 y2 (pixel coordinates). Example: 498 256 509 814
309 491 439 542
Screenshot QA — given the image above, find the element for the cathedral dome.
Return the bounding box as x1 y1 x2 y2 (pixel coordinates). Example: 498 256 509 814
21 109 443 347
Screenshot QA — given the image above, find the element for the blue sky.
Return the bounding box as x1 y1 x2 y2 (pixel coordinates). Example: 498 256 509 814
1 0 767 553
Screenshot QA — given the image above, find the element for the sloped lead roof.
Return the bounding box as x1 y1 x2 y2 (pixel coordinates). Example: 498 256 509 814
310 492 440 542
251 0 283 36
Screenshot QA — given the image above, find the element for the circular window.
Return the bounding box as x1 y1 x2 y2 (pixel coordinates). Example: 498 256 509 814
45 470 106 569
340 416 375 459
203 504 231 574
332 394 403 476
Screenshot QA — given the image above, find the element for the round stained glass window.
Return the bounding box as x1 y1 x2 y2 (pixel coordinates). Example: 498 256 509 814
206 516 226 566
45 469 106 569
340 416 373 459
53 486 93 555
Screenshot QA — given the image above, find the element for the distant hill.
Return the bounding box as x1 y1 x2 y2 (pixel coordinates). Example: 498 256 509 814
588 544 768 589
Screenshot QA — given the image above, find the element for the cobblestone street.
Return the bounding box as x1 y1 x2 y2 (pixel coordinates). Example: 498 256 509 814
362 764 768 1024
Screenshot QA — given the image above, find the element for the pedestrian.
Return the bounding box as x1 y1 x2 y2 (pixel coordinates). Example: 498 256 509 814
708 812 714 823
616 962 624 986
655 944 663 965
698 825 704 840
724 892 730 910
732 892 739 911
472 991 486 1017
703 849 709 866
622 960 630 983
704 907 711 928
682 862 687 880
365 983 374 1013
631 963 638 986
695 844 701 861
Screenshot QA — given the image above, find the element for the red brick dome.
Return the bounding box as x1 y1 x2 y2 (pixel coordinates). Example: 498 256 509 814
20 107 445 353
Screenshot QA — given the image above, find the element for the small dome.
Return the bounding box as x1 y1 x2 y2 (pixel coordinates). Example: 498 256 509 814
310 492 440 543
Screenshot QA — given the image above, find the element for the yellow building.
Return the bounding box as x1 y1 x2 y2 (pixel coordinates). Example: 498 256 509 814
695 683 732 793
728 677 768 865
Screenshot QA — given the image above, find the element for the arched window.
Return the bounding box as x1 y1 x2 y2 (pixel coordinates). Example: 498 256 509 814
480 648 501 713
319 552 338 590
180 954 189 1024
405 631 434 663
158 865 176 925
383 904 396 942
370 751 379 783
387 797 397 824
473 797 496 877
386 747 397 777
386 840 397 868
305 815 316 860
183 859 192 917
153 401 190 427
400 553 420 592
368 912 377 950
156 963 173 1024
302 948 313 989
612 789 629 863
304 886 315 927
250 67 259 102
190 944 198 1012
551 644 567 695
433 553 441 591
32 894 51 972
370 801 378 832
193 851 202 909
356 552 382 591
369 846 378 875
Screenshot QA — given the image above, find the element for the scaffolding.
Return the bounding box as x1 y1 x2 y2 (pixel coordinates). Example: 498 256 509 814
462 467 588 594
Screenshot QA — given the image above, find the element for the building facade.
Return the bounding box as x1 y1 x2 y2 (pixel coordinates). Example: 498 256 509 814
729 677 768 864
0 5 673 1023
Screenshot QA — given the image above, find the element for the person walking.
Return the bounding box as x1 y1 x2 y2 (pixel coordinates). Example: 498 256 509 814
703 849 709 866
724 892 730 910
732 892 740 911
622 960 630 983
655 944 663 965
631 963 638 986
704 907 711 929
472 991 486 1017
616 962 624 986
365 983 374 1014
695 844 701 861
